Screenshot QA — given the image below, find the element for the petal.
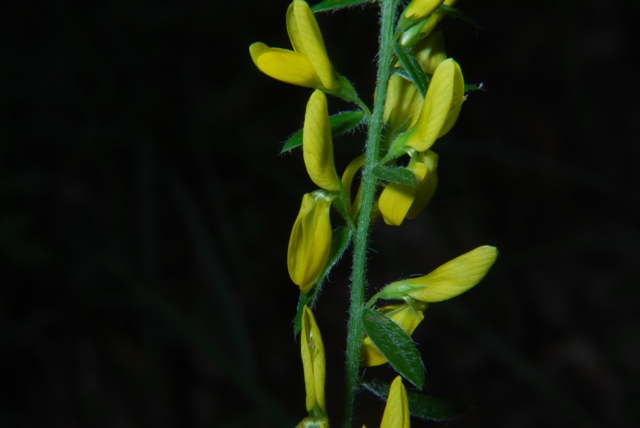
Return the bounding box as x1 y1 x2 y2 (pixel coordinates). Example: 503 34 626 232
380 376 410 428
378 161 428 226
301 306 326 412
406 150 438 219
405 246 498 302
385 73 422 131
249 42 270 66
303 90 340 191
287 193 333 294
437 60 464 138
292 0 338 90
341 154 365 200
406 58 455 152
360 336 388 367
404 0 445 20
414 30 446 75
255 47 322 88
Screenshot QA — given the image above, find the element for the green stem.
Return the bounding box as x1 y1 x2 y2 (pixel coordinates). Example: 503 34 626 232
341 0 399 427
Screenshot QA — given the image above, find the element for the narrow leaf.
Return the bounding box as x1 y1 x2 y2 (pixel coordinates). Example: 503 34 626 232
436 5 480 28
294 227 351 336
312 0 372 13
281 110 365 153
361 377 472 421
361 308 424 389
373 165 419 187
394 43 428 98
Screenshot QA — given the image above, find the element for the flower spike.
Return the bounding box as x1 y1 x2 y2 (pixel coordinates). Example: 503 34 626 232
380 376 410 428
304 90 340 192
379 246 498 302
249 1 339 90
301 306 326 413
288 192 333 294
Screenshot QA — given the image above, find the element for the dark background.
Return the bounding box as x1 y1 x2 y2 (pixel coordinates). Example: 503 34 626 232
2 0 639 427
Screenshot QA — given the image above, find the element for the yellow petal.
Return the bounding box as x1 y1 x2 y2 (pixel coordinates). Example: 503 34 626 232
303 90 340 192
406 58 455 152
406 150 438 219
437 60 464 138
341 154 366 215
405 246 498 302
290 0 338 90
414 31 446 75
384 74 423 131
380 376 410 428
301 306 326 412
287 193 333 294
378 161 428 226
404 0 445 20
254 47 322 88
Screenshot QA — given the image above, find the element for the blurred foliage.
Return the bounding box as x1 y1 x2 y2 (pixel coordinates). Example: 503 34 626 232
1 0 639 427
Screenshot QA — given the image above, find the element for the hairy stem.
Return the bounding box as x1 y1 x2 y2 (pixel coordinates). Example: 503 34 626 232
341 0 399 426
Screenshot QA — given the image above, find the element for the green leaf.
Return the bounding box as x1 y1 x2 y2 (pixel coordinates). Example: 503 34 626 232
281 110 365 153
312 0 372 13
361 308 424 389
373 165 419 187
436 5 480 28
361 377 472 421
294 227 352 336
394 43 428 98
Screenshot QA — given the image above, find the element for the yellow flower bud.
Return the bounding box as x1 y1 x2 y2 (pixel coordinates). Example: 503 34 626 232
380 376 410 428
288 193 333 294
249 1 338 90
304 90 340 192
360 301 428 367
301 306 326 412
379 246 498 302
400 0 457 46
405 150 438 220
341 154 366 218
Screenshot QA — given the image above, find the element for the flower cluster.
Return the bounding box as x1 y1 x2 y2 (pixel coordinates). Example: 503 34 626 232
250 1 497 427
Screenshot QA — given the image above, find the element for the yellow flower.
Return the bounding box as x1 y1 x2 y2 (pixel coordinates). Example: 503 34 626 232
301 306 326 413
379 246 498 302
404 0 445 20
378 150 438 226
304 90 340 192
380 376 410 428
360 301 428 367
288 192 333 294
249 1 338 90
405 58 464 153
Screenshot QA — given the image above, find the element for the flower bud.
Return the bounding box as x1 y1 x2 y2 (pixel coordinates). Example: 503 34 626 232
301 306 326 412
304 90 340 192
288 192 333 294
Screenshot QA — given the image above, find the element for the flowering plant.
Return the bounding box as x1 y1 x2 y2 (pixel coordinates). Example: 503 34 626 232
250 1 496 427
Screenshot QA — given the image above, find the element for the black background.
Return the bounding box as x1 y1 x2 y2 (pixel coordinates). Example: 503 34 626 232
2 0 639 427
